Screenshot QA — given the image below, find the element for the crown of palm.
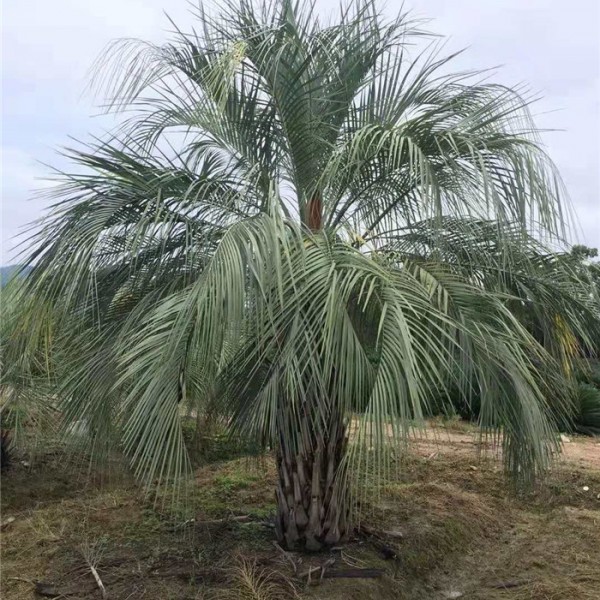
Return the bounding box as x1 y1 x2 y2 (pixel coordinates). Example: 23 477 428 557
3 0 598 492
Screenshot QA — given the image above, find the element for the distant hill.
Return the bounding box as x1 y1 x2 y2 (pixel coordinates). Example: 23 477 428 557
0 265 32 287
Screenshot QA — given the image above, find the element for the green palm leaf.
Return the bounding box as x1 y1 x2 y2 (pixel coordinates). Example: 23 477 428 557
4 0 599 550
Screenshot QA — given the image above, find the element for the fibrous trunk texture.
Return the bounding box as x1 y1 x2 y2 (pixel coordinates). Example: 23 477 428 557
307 191 322 231
275 416 349 551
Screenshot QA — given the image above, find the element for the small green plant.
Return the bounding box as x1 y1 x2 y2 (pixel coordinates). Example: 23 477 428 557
554 360 600 436
577 359 600 388
214 472 260 493
571 382 600 435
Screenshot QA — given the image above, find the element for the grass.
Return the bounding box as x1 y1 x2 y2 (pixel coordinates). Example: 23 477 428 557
1 428 599 599
212 556 299 600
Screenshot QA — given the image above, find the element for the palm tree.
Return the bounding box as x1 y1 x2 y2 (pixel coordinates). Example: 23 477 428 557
6 0 599 550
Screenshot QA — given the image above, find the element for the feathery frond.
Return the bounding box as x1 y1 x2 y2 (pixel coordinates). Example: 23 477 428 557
4 2 598 521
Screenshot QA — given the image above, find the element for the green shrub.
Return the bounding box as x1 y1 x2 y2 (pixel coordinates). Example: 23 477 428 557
426 377 481 422
572 382 600 435
577 360 600 389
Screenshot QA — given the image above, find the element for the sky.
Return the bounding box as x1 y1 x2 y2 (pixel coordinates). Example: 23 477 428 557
2 0 599 263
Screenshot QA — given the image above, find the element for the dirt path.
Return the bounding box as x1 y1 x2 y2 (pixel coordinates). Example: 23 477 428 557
409 424 600 470
558 435 600 469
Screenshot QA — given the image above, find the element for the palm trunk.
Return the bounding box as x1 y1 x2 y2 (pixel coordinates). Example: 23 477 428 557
307 190 322 231
275 415 349 551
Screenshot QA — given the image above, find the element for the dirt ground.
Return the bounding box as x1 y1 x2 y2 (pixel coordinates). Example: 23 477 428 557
411 421 600 469
1 423 599 600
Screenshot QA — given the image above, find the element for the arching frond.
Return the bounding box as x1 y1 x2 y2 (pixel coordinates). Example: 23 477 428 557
4 1 597 505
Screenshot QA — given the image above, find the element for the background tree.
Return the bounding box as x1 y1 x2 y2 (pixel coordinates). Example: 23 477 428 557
4 0 599 550
569 245 600 305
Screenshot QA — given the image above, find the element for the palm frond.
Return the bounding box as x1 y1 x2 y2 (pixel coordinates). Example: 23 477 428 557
4 0 597 503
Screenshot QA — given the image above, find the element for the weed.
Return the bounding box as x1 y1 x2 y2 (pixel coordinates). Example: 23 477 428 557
212 556 298 600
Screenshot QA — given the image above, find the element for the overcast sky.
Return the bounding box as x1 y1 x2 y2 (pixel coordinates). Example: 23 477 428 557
2 0 599 262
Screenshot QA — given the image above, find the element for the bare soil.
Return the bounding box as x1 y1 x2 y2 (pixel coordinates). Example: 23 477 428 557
412 420 600 469
1 424 599 600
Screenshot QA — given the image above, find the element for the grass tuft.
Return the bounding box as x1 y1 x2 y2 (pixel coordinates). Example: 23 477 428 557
213 556 299 600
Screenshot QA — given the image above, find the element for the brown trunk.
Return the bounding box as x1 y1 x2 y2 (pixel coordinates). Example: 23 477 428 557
307 190 322 231
275 417 349 551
